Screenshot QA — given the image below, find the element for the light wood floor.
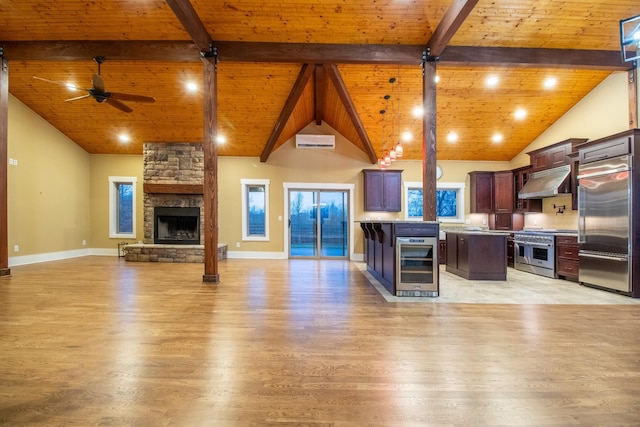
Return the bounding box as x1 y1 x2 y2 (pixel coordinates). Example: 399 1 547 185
1 257 640 426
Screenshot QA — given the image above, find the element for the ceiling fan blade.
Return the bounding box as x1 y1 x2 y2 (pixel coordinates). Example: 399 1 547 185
33 76 90 92
65 94 92 102
33 76 68 87
92 73 106 92
105 97 133 113
109 92 156 103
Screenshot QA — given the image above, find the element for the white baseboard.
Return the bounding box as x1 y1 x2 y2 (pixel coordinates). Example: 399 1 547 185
8 248 364 265
8 248 93 267
226 250 288 259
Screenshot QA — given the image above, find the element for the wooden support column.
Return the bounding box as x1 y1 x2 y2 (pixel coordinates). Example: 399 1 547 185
629 66 638 129
0 57 10 277
202 56 219 283
422 57 437 222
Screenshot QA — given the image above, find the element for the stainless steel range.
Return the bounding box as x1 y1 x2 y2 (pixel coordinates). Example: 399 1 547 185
513 231 555 278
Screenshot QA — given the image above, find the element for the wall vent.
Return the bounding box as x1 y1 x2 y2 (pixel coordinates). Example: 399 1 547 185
295 134 336 149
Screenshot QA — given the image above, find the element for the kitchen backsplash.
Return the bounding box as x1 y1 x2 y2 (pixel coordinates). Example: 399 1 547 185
523 194 577 230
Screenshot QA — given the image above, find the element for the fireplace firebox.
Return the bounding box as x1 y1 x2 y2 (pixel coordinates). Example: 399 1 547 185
154 207 200 245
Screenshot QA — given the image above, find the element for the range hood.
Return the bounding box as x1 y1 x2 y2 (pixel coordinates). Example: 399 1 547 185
518 165 571 199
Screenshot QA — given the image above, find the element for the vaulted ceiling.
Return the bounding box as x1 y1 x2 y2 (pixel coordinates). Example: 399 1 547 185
1 1 637 162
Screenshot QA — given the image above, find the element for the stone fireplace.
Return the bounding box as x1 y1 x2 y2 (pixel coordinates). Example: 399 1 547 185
124 142 226 263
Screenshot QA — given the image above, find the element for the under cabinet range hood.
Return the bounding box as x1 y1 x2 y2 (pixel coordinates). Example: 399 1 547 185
518 165 571 199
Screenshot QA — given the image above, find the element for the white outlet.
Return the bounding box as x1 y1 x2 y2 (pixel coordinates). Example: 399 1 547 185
278 215 282 221
82 240 86 246
465 219 471 224
13 159 18 166
482 218 487 225
235 242 240 248
13 245 19 252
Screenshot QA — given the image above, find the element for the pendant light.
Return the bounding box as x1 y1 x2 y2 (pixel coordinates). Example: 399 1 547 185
378 94 391 169
394 67 404 158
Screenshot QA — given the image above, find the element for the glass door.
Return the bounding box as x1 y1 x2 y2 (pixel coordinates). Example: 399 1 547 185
289 190 348 258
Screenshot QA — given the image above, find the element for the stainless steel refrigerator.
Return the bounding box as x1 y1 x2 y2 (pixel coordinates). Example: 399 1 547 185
577 155 631 294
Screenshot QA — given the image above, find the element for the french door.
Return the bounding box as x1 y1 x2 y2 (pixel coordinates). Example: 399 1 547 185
288 189 349 258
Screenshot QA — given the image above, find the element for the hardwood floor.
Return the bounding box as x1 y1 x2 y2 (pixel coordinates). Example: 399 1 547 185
1 256 640 426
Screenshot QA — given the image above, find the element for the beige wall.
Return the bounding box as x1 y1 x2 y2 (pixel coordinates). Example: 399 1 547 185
7 95 90 259
7 69 632 262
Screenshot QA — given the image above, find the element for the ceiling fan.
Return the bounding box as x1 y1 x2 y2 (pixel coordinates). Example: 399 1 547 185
33 56 156 113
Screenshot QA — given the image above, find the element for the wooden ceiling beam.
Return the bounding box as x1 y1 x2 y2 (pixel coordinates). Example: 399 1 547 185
427 0 479 57
441 46 629 71
260 64 315 163
324 64 377 164
214 42 424 64
314 64 325 126
1 41 628 70
164 0 213 52
1 41 202 62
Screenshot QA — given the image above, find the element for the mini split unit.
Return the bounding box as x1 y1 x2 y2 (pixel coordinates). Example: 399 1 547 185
295 134 336 149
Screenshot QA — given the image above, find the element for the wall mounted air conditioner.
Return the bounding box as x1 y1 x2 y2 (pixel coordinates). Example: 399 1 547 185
295 134 336 149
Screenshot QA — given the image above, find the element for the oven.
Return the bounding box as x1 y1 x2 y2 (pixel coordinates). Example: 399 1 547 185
513 232 555 278
395 237 438 297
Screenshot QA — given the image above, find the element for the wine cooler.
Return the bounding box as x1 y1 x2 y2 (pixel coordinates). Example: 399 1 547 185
395 237 439 297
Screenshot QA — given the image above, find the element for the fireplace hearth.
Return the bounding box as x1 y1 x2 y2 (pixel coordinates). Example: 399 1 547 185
154 207 200 245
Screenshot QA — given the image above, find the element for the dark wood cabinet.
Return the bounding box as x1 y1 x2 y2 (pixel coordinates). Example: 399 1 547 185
528 141 571 172
438 240 446 265
578 135 630 164
489 213 524 231
512 165 542 213
362 169 402 212
556 235 579 282
493 170 513 213
446 232 507 280
469 171 494 213
567 152 579 210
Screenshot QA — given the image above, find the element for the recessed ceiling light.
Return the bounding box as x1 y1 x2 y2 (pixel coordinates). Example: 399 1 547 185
485 75 499 88
216 135 226 144
186 82 198 92
446 132 459 143
412 106 424 117
543 77 557 89
65 82 77 91
514 108 527 120
401 131 412 142
118 134 130 143
492 133 503 143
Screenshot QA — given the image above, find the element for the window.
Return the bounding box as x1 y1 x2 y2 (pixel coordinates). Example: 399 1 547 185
109 176 137 238
404 181 465 223
241 179 270 241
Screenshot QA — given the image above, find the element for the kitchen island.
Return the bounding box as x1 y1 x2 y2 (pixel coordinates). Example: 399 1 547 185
445 231 508 280
360 221 439 297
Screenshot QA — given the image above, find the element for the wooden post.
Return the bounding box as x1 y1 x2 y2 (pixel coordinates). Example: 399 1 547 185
422 56 437 222
202 56 219 283
0 57 10 277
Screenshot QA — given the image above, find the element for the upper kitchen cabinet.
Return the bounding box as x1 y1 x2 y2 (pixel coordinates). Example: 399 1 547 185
512 166 542 213
362 169 403 212
469 172 494 213
493 170 514 213
528 138 588 172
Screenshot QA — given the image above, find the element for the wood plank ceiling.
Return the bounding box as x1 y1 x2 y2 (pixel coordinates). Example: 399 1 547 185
1 0 637 162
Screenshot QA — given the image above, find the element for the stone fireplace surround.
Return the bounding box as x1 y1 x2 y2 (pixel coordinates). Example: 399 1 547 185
124 142 227 263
